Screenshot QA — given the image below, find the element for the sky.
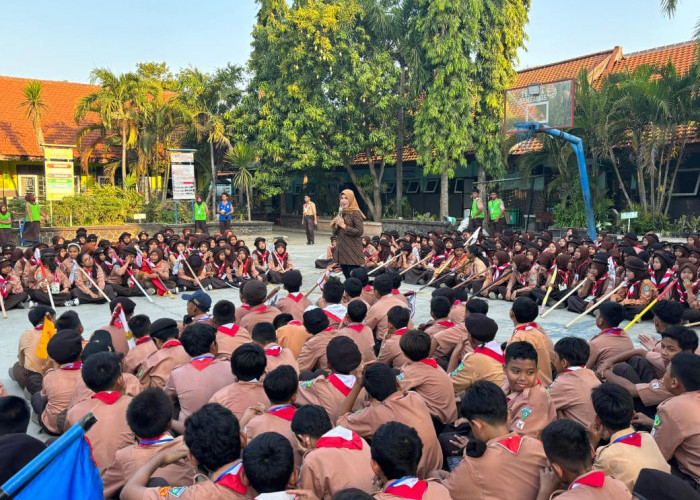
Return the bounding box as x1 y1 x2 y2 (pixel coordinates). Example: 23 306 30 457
0 0 697 83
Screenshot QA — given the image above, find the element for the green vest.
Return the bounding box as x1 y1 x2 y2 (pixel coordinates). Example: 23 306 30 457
194 202 207 221
0 212 10 229
28 203 40 222
471 198 484 219
488 199 503 220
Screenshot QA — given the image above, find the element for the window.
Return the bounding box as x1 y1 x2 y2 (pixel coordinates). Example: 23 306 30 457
293 184 302 194
383 182 395 194
424 179 439 194
17 175 37 197
672 169 700 196
454 178 465 194
405 180 420 194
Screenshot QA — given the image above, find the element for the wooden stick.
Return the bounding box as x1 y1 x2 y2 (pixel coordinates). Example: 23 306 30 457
265 286 281 303
623 278 678 331
38 262 56 310
540 278 588 318
0 291 6 319
399 253 431 276
470 271 512 301
539 265 558 315
565 281 626 328
368 254 400 276
418 255 455 290
184 258 207 293
77 267 111 302
451 269 488 290
128 270 155 303
418 271 454 291
685 320 700 328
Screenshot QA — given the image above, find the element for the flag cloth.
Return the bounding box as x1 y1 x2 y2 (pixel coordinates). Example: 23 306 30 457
35 317 56 360
316 270 331 290
3 422 103 499
110 303 135 349
406 292 417 318
266 290 280 307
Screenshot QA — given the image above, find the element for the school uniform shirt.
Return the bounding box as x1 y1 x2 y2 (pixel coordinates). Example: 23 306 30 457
235 305 251 325
644 350 668 379
549 470 631 500
651 390 700 483
613 278 657 307
336 391 443 478
503 382 557 439
141 459 252 500
209 380 270 421
165 356 235 422
450 341 505 393
73 265 107 297
424 318 457 339
244 405 301 469
373 478 451 500
359 286 378 307
138 340 191 389
101 434 197 499
17 327 55 375
377 328 411 369
547 367 601 429
98 324 130 357
297 328 337 373
39 362 83 434
433 323 468 363
593 427 670 492
215 323 253 360
398 359 458 425
276 322 312 358
69 373 143 410
239 304 282 333
123 337 158 375
296 426 374 500
444 433 548 500
507 323 554 386
1 270 23 294
586 328 635 371
65 392 135 472
364 294 408 342
277 293 313 322
263 343 299 374
448 301 466 326
337 324 376 362
635 376 674 407
296 373 366 424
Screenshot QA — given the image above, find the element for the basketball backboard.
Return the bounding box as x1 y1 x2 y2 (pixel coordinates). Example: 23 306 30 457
504 79 575 134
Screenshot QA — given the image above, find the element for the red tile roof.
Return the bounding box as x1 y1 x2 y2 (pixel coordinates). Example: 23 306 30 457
612 41 698 76
514 48 617 88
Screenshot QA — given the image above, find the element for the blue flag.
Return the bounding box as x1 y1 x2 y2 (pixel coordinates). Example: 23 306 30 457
2 420 103 499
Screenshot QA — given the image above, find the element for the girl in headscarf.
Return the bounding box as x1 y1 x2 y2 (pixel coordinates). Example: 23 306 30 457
649 252 675 292
567 253 614 314
530 253 571 305
502 254 537 301
611 256 658 320
672 261 700 323
0 203 12 245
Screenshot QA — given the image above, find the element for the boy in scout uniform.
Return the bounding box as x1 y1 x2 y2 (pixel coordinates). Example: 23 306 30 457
252 322 299 374
450 313 505 393
337 300 376 362
276 270 312 322
10 305 56 395
211 300 252 360
423 296 456 339
364 274 407 344
138 318 191 390
377 306 412 369
507 297 554 385
238 280 282 332
297 308 337 373
0 256 28 310
122 315 156 375
586 301 634 372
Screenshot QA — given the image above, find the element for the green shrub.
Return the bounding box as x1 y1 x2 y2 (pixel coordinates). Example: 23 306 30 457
144 199 194 224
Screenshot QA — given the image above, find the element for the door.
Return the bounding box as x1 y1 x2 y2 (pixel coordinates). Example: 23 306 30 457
18 175 37 196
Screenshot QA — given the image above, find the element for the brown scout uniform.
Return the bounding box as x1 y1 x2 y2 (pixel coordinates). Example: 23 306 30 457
69 373 143 410
337 324 376 362
277 292 313 322
215 323 252 360
263 343 299 374
503 382 556 438
448 301 466 325
593 427 670 492
433 323 468 363
398 359 458 425
165 356 236 422
296 373 366 424
297 328 336 373
424 318 456 339
359 285 378 307
549 470 631 500
276 321 312 358
209 381 270 420
244 405 301 469
238 304 282 333
138 340 191 389
234 304 251 325
123 337 157 375
636 375 674 407
377 328 411 369
612 278 657 307
98 324 130 357
364 293 407 342
39 363 83 434
444 433 548 500
507 322 554 386
16 326 55 378
450 341 505 393
336 391 443 479
101 434 197 499
585 328 634 371
373 478 451 500
547 367 601 429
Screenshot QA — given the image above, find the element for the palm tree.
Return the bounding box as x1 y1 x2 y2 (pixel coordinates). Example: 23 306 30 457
74 69 148 188
20 80 47 149
661 0 700 41
225 143 257 221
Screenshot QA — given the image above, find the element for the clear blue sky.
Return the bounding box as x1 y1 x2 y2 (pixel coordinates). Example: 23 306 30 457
0 0 697 83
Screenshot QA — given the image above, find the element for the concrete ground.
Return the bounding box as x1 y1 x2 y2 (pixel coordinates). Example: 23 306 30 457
2 227 656 440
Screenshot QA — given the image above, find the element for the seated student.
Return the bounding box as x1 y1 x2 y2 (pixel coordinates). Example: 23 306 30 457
601 326 698 417
252 322 299 374
539 420 631 499
242 365 301 469
176 254 208 292
337 300 376 362
10 305 56 395
632 468 700 500
122 403 249 500
297 308 337 373
443 381 547 500
138 318 191 390
610 256 658 320
319 277 347 329
588 383 670 492
377 306 412 369
586 301 634 371
507 297 554 385
267 238 294 284
165 324 235 425
54 309 83 337
387 271 409 306
243 432 297 499
365 274 407 344
180 290 214 331
370 422 451 500
341 277 366 307
99 297 137 356
276 270 312 322
336 363 443 478
0 256 28 310
352 268 378 307
275 312 312 359
65 351 135 472
296 336 365 423
397 329 458 427
423 296 456 339
291 405 374 499
141 248 177 296
315 236 338 269
251 237 270 277
101 388 196 499
450 313 505 393
123 315 156 375
71 251 117 303
32 330 83 435
211 300 252 360
28 249 75 307
442 299 490 372
210 343 270 420
238 280 282 333
0 396 47 485
107 247 146 298
638 299 684 354
548 337 601 429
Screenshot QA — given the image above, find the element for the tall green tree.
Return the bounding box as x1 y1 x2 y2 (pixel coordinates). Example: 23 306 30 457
225 143 257 221
20 80 48 149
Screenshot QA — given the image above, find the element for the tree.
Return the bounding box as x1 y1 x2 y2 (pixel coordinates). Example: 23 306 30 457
661 0 700 41
225 143 256 221
20 80 47 149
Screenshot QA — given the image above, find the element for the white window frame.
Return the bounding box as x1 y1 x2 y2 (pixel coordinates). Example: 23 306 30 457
424 179 439 194
671 169 700 197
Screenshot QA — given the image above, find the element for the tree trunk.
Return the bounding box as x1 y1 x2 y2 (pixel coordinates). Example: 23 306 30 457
637 167 647 213
343 158 375 220
439 169 449 218
279 190 287 216
478 165 489 226
395 67 406 219
209 142 217 216
121 126 128 189
664 137 687 215
372 159 386 223
162 155 171 202
246 184 252 221
606 147 632 209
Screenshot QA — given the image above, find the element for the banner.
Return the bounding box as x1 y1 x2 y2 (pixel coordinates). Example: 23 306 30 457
44 147 74 201
171 151 196 200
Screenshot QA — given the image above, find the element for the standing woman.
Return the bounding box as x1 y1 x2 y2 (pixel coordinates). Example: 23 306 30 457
0 203 12 245
217 193 233 235
331 189 365 278
302 195 318 245
24 193 46 245
193 194 209 234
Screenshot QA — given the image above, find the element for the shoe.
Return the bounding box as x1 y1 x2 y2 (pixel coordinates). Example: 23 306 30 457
62 299 73 307
498 294 505 300
207 284 213 291
15 302 24 309
488 292 497 300
8 367 15 381
28 300 36 308
173 287 179 294
73 298 80 306
147 288 156 296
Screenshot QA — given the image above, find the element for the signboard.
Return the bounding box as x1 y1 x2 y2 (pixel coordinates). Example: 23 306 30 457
44 147 75 200
170 151 195 200
620 211 638 220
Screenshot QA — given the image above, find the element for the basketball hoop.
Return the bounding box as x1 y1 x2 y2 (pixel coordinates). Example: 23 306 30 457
514 121 539 150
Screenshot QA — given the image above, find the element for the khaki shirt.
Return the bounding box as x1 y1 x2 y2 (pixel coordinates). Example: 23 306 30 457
504 382 557 438
138 343 191 389
549 471 631 500
40 365 82 434
239 305 282 333
586 329 635 371
276 322 312 359
507 324 554 386
365 294 407 342
209 381 270 421
215 323 252 360
450 351 505 393
337 324 376 362
297 329 336 372
141 460 253 500
398 360 458 424
652 391 700 483
17 327 55 375
547 368 601 429
277 293 313 322
123 338 157 375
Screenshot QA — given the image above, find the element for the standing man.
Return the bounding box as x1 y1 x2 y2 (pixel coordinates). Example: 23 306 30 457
24 193 46 245
217 192 232 235
488 190 505 235
468 189 484 232
193 194 208 234
302 195 317 245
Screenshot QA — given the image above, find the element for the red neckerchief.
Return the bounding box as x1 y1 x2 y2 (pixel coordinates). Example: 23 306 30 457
437 320 455 328
253 250 269 265
328 373 355 396
324 309 342 324
453 300 462 307
363 285 372 291
514 322 541 333
474 341 505 364
394 327 409 336
676 280 698 304
287 292 304 302
563 365 585 373
267 404 296 421
214 262 227 279
136 336 152 346
491 263 510 281
391 289 401 295
347 324 364 332
569 471 605 490
517 270 530 286
591 273 609 296
190 354 215 370
650 269 674 290
138 433 175 447
288 320 303 326
600 328 623 336
240 304 251 311
430 254 445 266
161 339 182 349
60 362 83 371
613 432 642 447
0 275 7 298
265 344 282 356
558 269 570 286
239 259 250 277
495 434 523 454
316 427 363 450
626 280 641 299
252 304 268 313
218 323 240 337
384 477 428 500
215 462 248 494
92 391 122 405
418 358 438 368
